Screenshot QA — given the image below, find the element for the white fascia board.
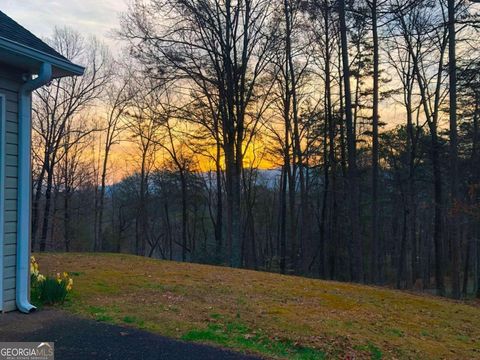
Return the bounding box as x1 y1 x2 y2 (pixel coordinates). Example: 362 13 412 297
0 36 84 77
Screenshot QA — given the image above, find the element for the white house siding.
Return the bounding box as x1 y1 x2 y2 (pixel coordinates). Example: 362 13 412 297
0 65 22 312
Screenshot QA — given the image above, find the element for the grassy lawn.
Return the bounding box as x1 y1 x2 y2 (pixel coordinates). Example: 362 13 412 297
36 253 480 359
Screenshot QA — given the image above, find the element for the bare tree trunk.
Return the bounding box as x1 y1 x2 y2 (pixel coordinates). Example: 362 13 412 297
231 163 242 267
473 102 480 298
39 165 54 252
325 2 336 279
136 152 147 256
64 188 71 252
180 170 188 262
406 76 418 287
339 0 363 282
164 202 173 260
371 0 381 283
32 158 47 250
63 146 71 252
397 202 408 289
280 163 288 274
215 138 223 255
319 3 335 277
463 229 471 296
285 0 304 272
95 144 110 252
448 0 461 299
319 165 329 279
401 11 447 295
432 131 446 296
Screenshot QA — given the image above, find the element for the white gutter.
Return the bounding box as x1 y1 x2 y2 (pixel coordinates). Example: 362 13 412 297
16 63 52 313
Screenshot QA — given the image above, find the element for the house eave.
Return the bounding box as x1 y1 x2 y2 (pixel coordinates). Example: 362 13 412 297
0 36 84 78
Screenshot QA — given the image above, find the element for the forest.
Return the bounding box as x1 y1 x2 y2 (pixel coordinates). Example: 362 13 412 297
30 0 480 299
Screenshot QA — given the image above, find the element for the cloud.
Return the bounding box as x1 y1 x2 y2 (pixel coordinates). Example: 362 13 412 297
0 0 127 50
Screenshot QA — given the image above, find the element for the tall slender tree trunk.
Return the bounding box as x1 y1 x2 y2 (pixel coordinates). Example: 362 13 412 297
63 147 71 252
215 137 223 255
285 0 305 272
472 101 480 298
371 0 381 283
277 167 286 270
325 3 337 280
136 152 147 256
180 170 188 262
319 2 335 278
231 163 242 267
224 141 242 268
39 165 54 252
64 186 71 252
164 202 173 260
337 50 348 278
432 131 446 296
403 16 447 295
397 202 408 288
448 0 461 299
319 106 329 278
280 154 288 274
463 228 471 296
405 65 418 286
338 0 363 282
32 159 47 250
223 0 243 269
96 142 111 252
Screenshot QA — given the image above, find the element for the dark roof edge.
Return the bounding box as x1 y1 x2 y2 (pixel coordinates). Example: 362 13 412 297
0 35 85 77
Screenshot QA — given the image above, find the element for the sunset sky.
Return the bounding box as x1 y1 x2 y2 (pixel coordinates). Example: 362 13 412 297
0 0 413 181
1 0 126 47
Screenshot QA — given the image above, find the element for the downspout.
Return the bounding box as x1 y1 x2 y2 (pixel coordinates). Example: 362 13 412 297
16 63 52 313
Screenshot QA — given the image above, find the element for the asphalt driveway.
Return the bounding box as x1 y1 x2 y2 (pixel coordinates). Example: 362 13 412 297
0 309 261 360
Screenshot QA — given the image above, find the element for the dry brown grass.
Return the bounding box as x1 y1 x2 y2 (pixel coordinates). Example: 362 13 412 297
37 253 480 359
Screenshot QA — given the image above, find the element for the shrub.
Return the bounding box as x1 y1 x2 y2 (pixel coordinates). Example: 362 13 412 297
30 256 73 306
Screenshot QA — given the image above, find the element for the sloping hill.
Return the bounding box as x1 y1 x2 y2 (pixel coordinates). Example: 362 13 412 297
37 253 480 359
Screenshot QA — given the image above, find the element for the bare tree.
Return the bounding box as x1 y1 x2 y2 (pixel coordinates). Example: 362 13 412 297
32 27 113 251
60 118 96 251
390 0 450 295
339 0 363 282
448 0 461 299
94 69 133 251
120 0 276 267
125 76 163 256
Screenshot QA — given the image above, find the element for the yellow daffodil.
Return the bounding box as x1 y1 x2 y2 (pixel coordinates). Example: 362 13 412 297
30 257 72 301
66 278 73 291
30 259 39 277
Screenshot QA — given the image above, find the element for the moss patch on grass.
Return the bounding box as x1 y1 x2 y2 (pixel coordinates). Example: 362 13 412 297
36 252 480 359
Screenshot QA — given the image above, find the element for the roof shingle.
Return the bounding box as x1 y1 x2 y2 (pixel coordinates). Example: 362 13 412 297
0 10 69 62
